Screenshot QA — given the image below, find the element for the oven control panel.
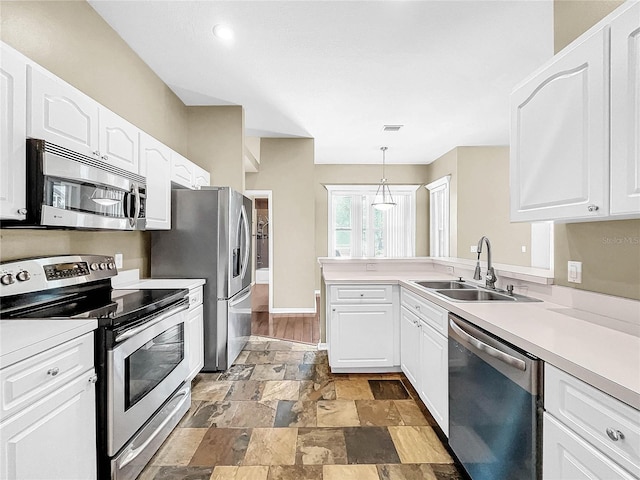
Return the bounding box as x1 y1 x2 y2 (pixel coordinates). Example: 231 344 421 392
0 255 117 296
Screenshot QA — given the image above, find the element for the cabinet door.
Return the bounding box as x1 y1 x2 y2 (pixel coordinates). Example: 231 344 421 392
419 322 448 437
510 27 609 222
27 66 99 157
0 371 97 480
330 304 395 369
186 304 204 381
543 413 637 480
98 108 139 174
171 151 195 189
140 132 171 230
610 2 640 216
193 164 211 189
400 306 421 388
0 44 27 220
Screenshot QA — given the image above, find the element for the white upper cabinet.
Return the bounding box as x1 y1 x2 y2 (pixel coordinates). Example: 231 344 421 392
610 1 640 216
0 44 27 220
140 132 172 230
193 164 211 189
27 66 99 157
98 108 139 174
511 2 640 222
170 151 195 189
511 27 608 222
171 151 211 189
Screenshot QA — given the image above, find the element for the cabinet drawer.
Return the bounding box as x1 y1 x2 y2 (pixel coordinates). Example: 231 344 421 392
188 286 203 309
330 284 393 303
401 289 448 336
545 364 640 475
0 332 94 421
543 413 637 480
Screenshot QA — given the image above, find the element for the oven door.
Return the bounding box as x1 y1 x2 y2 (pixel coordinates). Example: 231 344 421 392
107 304 189 455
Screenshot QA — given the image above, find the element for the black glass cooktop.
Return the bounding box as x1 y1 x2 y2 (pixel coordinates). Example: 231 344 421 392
1 284 188 329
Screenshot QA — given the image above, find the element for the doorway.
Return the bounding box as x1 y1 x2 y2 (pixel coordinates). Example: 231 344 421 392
246 190 273 314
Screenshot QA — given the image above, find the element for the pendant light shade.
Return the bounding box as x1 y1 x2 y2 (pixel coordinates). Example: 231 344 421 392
372 146 396 210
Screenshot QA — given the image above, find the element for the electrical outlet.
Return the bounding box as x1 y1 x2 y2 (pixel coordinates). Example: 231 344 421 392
567 261 582 283
366 263 377 271
470 245 478 253
521 245 527 253
445 266 454 275
114 253 124 269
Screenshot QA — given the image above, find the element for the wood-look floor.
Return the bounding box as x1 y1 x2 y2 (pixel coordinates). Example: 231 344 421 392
251 284 321 345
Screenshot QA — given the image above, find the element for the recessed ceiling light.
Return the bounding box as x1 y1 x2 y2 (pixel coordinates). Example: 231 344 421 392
212 24 234 41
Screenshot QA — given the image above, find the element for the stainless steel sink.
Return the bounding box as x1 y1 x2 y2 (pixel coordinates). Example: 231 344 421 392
413 280 475 290
435 289 517 301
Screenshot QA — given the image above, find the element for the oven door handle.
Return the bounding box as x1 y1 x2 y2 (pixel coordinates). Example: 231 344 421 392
449 318 526 371
115 302 189 343
116 383 190 470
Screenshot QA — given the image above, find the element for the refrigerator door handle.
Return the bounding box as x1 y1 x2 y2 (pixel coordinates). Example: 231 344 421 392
239 204 250 281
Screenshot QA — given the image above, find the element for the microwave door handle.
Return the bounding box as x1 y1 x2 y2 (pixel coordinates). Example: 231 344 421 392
132 184 141 228
124 189 133 225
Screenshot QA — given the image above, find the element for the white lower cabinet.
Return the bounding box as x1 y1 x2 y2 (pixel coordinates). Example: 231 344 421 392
400 307 421 386
0 332 97 480
543 364 640 479
327 284 399 372
400 288 449 437
186 302 204 381
418 319 448 437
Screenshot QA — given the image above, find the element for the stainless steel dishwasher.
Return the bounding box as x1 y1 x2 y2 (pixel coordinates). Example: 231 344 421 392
448 313 542 480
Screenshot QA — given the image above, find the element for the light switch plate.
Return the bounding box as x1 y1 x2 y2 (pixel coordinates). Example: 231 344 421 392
567 261 582 283
470 245 478 253
521 245 527 253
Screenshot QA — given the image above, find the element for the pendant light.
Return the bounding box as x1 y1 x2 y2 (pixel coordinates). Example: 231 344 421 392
372 146 396 211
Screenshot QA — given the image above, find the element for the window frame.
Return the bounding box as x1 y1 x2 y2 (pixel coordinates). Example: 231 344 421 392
425 175 451 257
326 184 420 258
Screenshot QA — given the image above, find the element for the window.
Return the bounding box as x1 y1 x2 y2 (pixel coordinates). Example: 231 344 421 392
425 176 450 257
327 185 419 257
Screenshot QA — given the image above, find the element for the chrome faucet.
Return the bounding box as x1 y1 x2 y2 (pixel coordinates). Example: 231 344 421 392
473 236 497 289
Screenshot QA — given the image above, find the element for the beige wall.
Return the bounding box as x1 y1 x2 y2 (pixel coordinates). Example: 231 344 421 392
246 138 316 310
457 147 531 266
552 0 640 300
187 106 246 192
0 0 189 273
427 147 531 266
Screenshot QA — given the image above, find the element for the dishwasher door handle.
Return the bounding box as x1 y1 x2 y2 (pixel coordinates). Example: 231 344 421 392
449 319 527 371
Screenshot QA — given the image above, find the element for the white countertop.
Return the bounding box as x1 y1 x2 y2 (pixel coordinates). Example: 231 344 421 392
0 319 97 368
323 269 640 410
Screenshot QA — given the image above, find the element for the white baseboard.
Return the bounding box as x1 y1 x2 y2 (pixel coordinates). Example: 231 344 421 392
317 342 328 351
270 307 316 314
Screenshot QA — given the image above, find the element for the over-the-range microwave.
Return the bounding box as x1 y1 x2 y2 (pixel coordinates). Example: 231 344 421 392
2 139 146 231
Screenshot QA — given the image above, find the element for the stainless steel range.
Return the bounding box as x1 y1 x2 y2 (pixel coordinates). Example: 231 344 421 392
0 255 191 480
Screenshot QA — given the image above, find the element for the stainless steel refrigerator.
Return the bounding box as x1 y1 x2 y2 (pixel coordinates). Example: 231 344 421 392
151 187 252 371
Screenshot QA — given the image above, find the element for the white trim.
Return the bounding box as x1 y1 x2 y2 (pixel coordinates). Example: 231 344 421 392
271 307 317 314
425 176 450 257
314 290 321 296
325 184 421 194
317 342 328 351
245 189 274 312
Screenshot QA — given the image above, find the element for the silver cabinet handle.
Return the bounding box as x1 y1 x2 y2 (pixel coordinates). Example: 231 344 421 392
92 150 100 157
102 155 109 161
587 204 599 212
17 208 27 215
89 374 98 384
606 428 624 441
415 305 421 310
47 367 60 376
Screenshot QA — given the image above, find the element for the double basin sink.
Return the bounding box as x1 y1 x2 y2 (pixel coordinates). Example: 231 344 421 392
411 280 541 302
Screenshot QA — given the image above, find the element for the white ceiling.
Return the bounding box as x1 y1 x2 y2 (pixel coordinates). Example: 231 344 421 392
89 0 553 165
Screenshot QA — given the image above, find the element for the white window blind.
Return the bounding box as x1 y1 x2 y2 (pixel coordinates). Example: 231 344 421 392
327 185 419 257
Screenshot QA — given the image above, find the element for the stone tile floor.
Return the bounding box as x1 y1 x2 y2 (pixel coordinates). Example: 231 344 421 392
139 336 466 480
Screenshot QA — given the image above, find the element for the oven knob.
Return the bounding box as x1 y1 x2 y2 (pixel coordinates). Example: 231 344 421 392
107 263 115 270
99 263 107 270
91 263 99 271
16 271 30 282
1 274 15 286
